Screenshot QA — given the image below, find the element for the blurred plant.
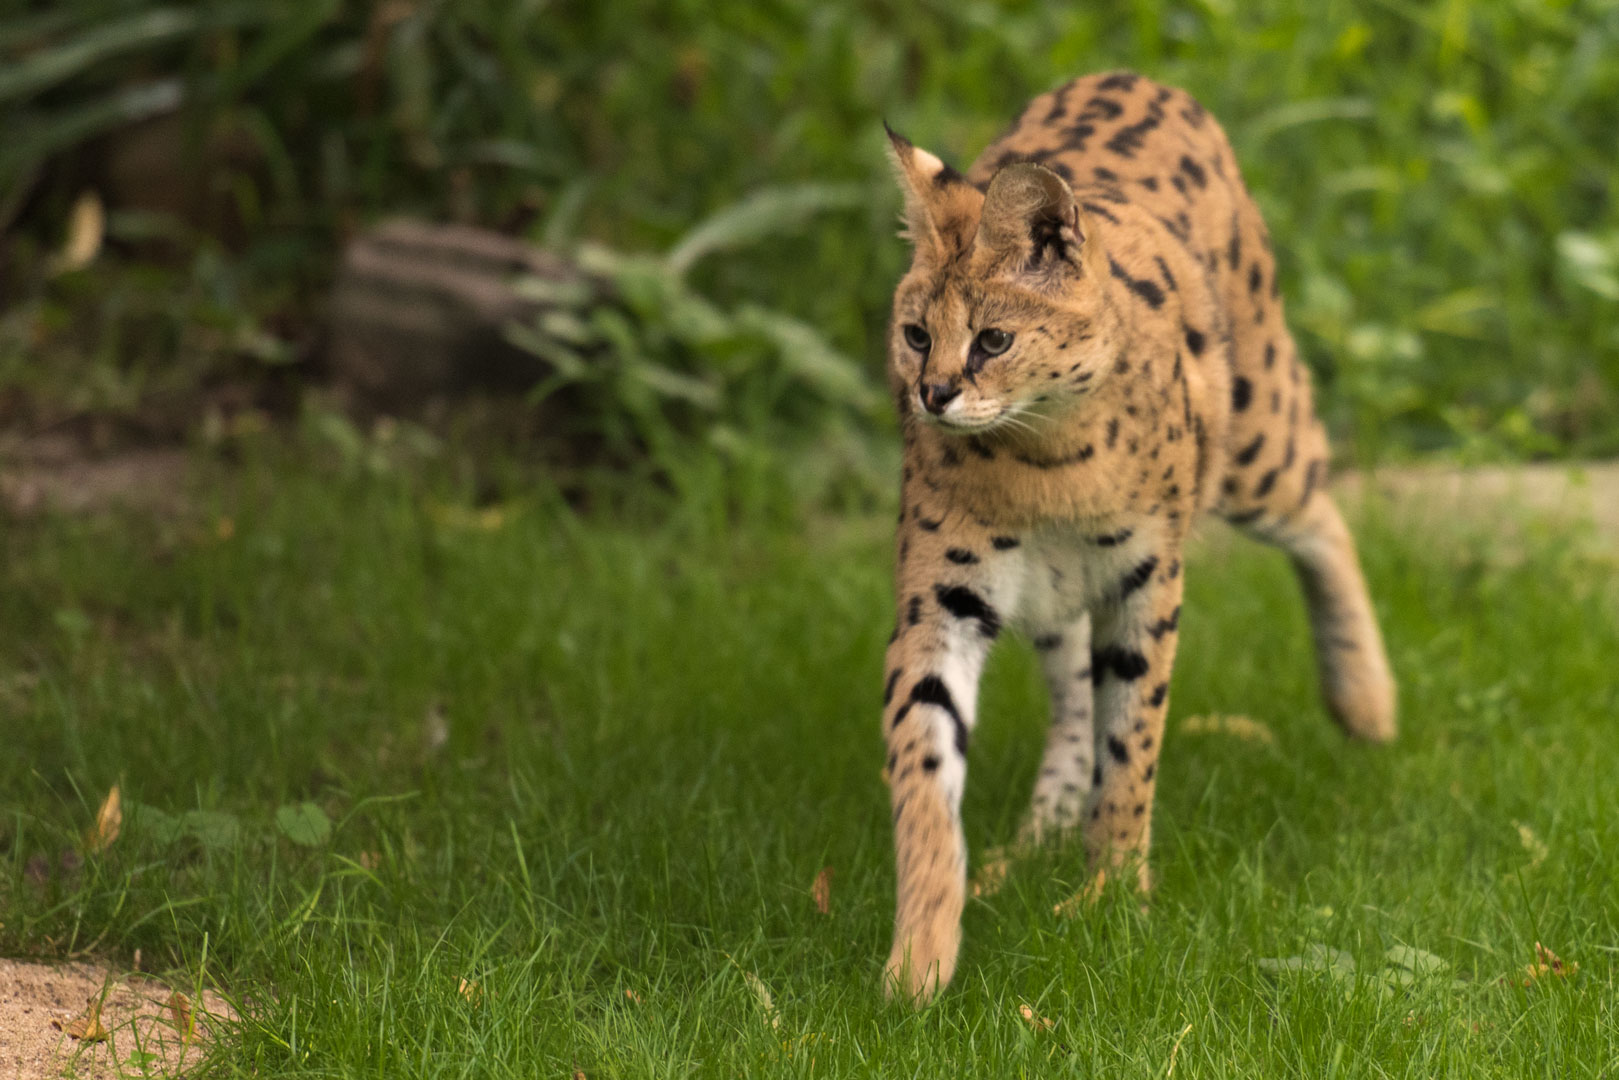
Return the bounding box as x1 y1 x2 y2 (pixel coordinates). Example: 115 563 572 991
2 0 1617 461
504 181 887 487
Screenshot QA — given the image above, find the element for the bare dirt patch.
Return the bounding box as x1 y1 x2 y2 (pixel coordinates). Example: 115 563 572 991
0 959 234 1079
1337 461 1619 545
0 432 188 519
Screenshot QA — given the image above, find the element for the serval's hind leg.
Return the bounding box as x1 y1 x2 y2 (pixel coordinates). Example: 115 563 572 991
1020 613 1096 845
1234 489 1396 742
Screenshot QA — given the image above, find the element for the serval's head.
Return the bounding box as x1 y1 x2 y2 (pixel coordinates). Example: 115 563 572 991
885 129 1114 437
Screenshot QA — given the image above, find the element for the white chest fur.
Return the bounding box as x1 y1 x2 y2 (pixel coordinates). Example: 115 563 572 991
1008 520 1164 635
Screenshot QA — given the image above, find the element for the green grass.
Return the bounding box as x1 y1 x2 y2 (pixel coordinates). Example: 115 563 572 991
2 443 1618 1077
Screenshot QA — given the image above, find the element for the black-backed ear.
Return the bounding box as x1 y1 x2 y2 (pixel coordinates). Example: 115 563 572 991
973 162 1083 274
884 123 982 257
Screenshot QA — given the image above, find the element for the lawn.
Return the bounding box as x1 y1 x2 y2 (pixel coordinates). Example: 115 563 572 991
2 441 1617 1077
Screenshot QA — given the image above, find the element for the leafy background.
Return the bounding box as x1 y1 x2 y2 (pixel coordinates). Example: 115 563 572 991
2 0 1618 467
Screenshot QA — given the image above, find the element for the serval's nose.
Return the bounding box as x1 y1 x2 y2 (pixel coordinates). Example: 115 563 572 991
920 382 961 415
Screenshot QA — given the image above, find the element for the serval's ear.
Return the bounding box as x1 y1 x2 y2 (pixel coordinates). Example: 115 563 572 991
973 161 1085 278
884 124 983 259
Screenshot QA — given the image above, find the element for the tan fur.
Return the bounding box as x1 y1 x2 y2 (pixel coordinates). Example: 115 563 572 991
877 71 1396 1004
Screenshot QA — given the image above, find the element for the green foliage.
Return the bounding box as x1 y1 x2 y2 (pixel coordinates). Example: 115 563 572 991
3 0 1618 457
506 182 884 476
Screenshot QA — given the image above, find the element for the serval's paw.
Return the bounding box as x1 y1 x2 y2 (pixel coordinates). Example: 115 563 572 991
883 921 960 1006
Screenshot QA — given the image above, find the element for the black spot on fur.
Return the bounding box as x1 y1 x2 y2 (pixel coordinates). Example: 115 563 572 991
918 515 941 532
934 584 1001 638
1097 72 1139 92
1081 201 1121 225
1108 256 1166 308
1235 432 1265 465
1106 418 1120 449
1105 104 1164 158
1231 376 1253 412
1254 467 1280 497
1015 444 1095 468
991 535 1020 550
907 594 923 626
1264 342 1277 368
1147 606 1181 639
1248 262 1263 293
1178 154 1207 189
1154 256 1179 292
906 675 966 756
884 668 902 705
945 547 979 565
1184 326 1205 355
1300 459 1324 507
1148 682 1168 707
1118 556 1159 599
1092 646 1150 683
922 755 940 773
1082 95 1124 121
1107 736 1130 764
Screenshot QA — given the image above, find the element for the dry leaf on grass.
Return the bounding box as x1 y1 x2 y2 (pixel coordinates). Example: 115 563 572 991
811 867 834 914
1513 821 1549 870
1521 942 1578 985
1166 1022 1193 1076
741 970 780 1031
427 502 510 532
1179 714 1275 745
53 191 104 275
52 995 109 1042
1018 1003 1056 1032
87 785 121 853
167 991 194 1043
457 978 483 1004
623 988 642 1003
972 846 1011 898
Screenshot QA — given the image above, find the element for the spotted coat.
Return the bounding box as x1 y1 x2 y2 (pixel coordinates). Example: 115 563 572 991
877 71 1397 1003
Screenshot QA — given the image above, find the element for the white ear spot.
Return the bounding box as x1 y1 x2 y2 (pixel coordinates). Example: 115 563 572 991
912 147 946 178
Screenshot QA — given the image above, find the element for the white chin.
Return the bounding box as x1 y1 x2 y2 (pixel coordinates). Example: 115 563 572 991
932 414 998 434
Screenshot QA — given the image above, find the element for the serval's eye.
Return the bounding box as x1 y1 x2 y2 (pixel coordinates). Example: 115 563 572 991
975 328 1013 355
902 324 932 352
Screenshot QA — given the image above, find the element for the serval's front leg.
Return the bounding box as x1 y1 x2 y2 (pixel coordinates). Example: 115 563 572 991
881 538 1014 1003
1084 549 1185 890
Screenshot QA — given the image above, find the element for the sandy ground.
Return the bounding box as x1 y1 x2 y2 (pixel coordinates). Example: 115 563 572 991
0 959 235 1080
